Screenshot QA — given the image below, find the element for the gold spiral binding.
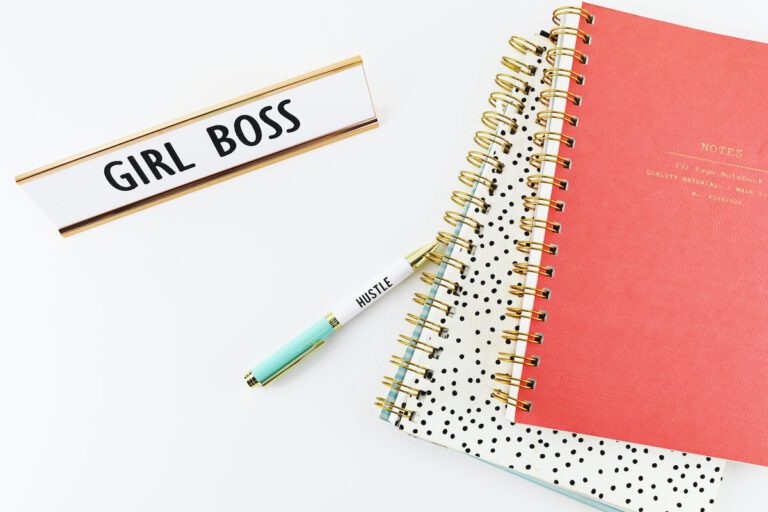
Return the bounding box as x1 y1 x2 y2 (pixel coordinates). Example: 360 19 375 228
501 56 537 76
481 111 518 134
492 373 536 389
382 376 423 398
531 153 572 170
474 130 512 153
425 251 467 274
458 170 497 194
521 217 561 233
502 330 543 344
421 272 461 295
488 91 525 114
467 150 505 173
533 130 575 147
495 74 532 94
381 29 547 421
539 89 581 108
549 25 591 44
543 67 585 86
536 110 578 127
507 307 547 321
390 354 434 377
513 262 554 277
444 211 483 233
491 389 532 411
436 231 475 253
523 196 565 212
499 352 540 366
552 5 594 25
451 190 490 212
375 397 415 419
516 240 558 255
545 47 588 66
510 284 551 299
493 5 593 415
413 292 454 316
508 35 545 56
405 313 447 338
397 334 440 356
526 174 568 191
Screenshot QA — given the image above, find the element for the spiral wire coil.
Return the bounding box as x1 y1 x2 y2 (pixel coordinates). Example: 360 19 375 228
492 5 593 413
376 34 546 421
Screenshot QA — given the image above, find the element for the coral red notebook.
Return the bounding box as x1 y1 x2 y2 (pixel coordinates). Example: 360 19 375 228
502 3 768 466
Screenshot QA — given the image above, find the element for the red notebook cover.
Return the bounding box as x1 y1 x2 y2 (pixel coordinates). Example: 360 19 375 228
514 3 768 466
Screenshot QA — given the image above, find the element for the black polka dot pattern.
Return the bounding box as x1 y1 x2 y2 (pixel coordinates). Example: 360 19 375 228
380 33 724 512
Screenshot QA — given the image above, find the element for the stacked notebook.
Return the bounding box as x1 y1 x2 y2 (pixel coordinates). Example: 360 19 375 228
377 3 768 510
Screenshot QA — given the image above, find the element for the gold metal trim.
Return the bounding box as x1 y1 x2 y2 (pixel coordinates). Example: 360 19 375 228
498 352 540 366
523 196 565 211
258 339 326 386
451 190 490 212
405 240 440 271
520 217 562 233
481 111 517 134
325 312 341 330
546 47 588 66
552 6 595 25
543 67 585 86
390 354 433 377
507 307 548 321
436 231 474 253
443 211 483 233
513 262 554 277
549 26 591 44
405 313 447 338
495 74 532 94
491 389 532 411
492 373 536 389
458 170 496 193
510 284 551 299
467 150 505 173
375 397 415 419
501 56 537 76
539 89 582 108
425 252 467 274
420 272 461 295
508 36 545 56
533 130 575 147
397 334 439 355
382 376 422 398
531 153 572 170
526 174 568 191
516 240 558 255
501 330 543 344
474 130 512 153
488 91 525 114
413 292 453 315
536 110 578 127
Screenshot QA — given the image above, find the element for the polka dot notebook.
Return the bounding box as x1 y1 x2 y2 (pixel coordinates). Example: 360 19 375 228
376 8 725 512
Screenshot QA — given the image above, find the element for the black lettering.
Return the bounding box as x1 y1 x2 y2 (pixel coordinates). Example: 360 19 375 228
104 161 138 191
384 277 393 287
164 142 196 172
368 287 377 300
206 125 237 157
277 99 300 133
259 106 283 140
356 297 366 308
234 114 262 146
127 155 150 184
140 149 175 180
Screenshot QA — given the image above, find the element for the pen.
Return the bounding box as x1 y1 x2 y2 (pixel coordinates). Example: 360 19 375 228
244 240 440 387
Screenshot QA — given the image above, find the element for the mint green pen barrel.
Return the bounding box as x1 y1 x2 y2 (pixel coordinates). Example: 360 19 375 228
244 316 335 387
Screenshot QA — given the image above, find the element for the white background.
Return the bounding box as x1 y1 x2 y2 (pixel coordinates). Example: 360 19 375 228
1 1 766 511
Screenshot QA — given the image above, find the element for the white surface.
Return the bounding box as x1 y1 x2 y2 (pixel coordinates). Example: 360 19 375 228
20 64 374 229
0 1 766 511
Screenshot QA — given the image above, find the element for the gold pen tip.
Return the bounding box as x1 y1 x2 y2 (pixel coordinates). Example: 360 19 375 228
244 371 260 388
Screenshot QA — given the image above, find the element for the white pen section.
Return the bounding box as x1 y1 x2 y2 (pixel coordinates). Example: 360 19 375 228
330 258 414 325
